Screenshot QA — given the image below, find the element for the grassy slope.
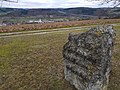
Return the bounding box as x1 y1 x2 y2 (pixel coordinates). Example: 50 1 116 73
0 26 120 90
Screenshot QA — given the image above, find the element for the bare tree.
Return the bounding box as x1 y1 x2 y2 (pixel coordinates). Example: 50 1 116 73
0 0 18 3
101 0 120 6
90 0 120 7
0 0 18 6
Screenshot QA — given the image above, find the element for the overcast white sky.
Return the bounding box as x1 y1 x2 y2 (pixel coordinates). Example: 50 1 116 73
1 0 113 8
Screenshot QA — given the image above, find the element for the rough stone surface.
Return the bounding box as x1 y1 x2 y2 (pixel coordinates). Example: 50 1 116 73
63 25 116 90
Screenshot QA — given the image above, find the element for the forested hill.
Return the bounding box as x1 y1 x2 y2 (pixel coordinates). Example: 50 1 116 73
0 7 120 18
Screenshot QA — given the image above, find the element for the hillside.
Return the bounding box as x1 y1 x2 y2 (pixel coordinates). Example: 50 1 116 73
0 7 120 25
0 7 120 17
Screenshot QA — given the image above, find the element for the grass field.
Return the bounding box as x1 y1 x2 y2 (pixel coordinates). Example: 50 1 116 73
0 25 120 90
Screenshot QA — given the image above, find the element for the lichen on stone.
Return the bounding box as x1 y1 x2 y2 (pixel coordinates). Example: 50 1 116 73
63 25 116 90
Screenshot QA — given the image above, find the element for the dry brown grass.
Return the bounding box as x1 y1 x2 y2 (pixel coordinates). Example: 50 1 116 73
0 19 120 33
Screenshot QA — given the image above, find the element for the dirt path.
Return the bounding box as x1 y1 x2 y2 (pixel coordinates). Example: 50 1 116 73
0 24 119 38
0 26 90 38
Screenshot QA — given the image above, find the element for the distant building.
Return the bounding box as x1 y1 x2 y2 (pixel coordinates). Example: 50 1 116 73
28 19 43 24
0 23 7 26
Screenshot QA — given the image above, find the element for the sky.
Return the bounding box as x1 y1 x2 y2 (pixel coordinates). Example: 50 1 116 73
0 0 113 8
